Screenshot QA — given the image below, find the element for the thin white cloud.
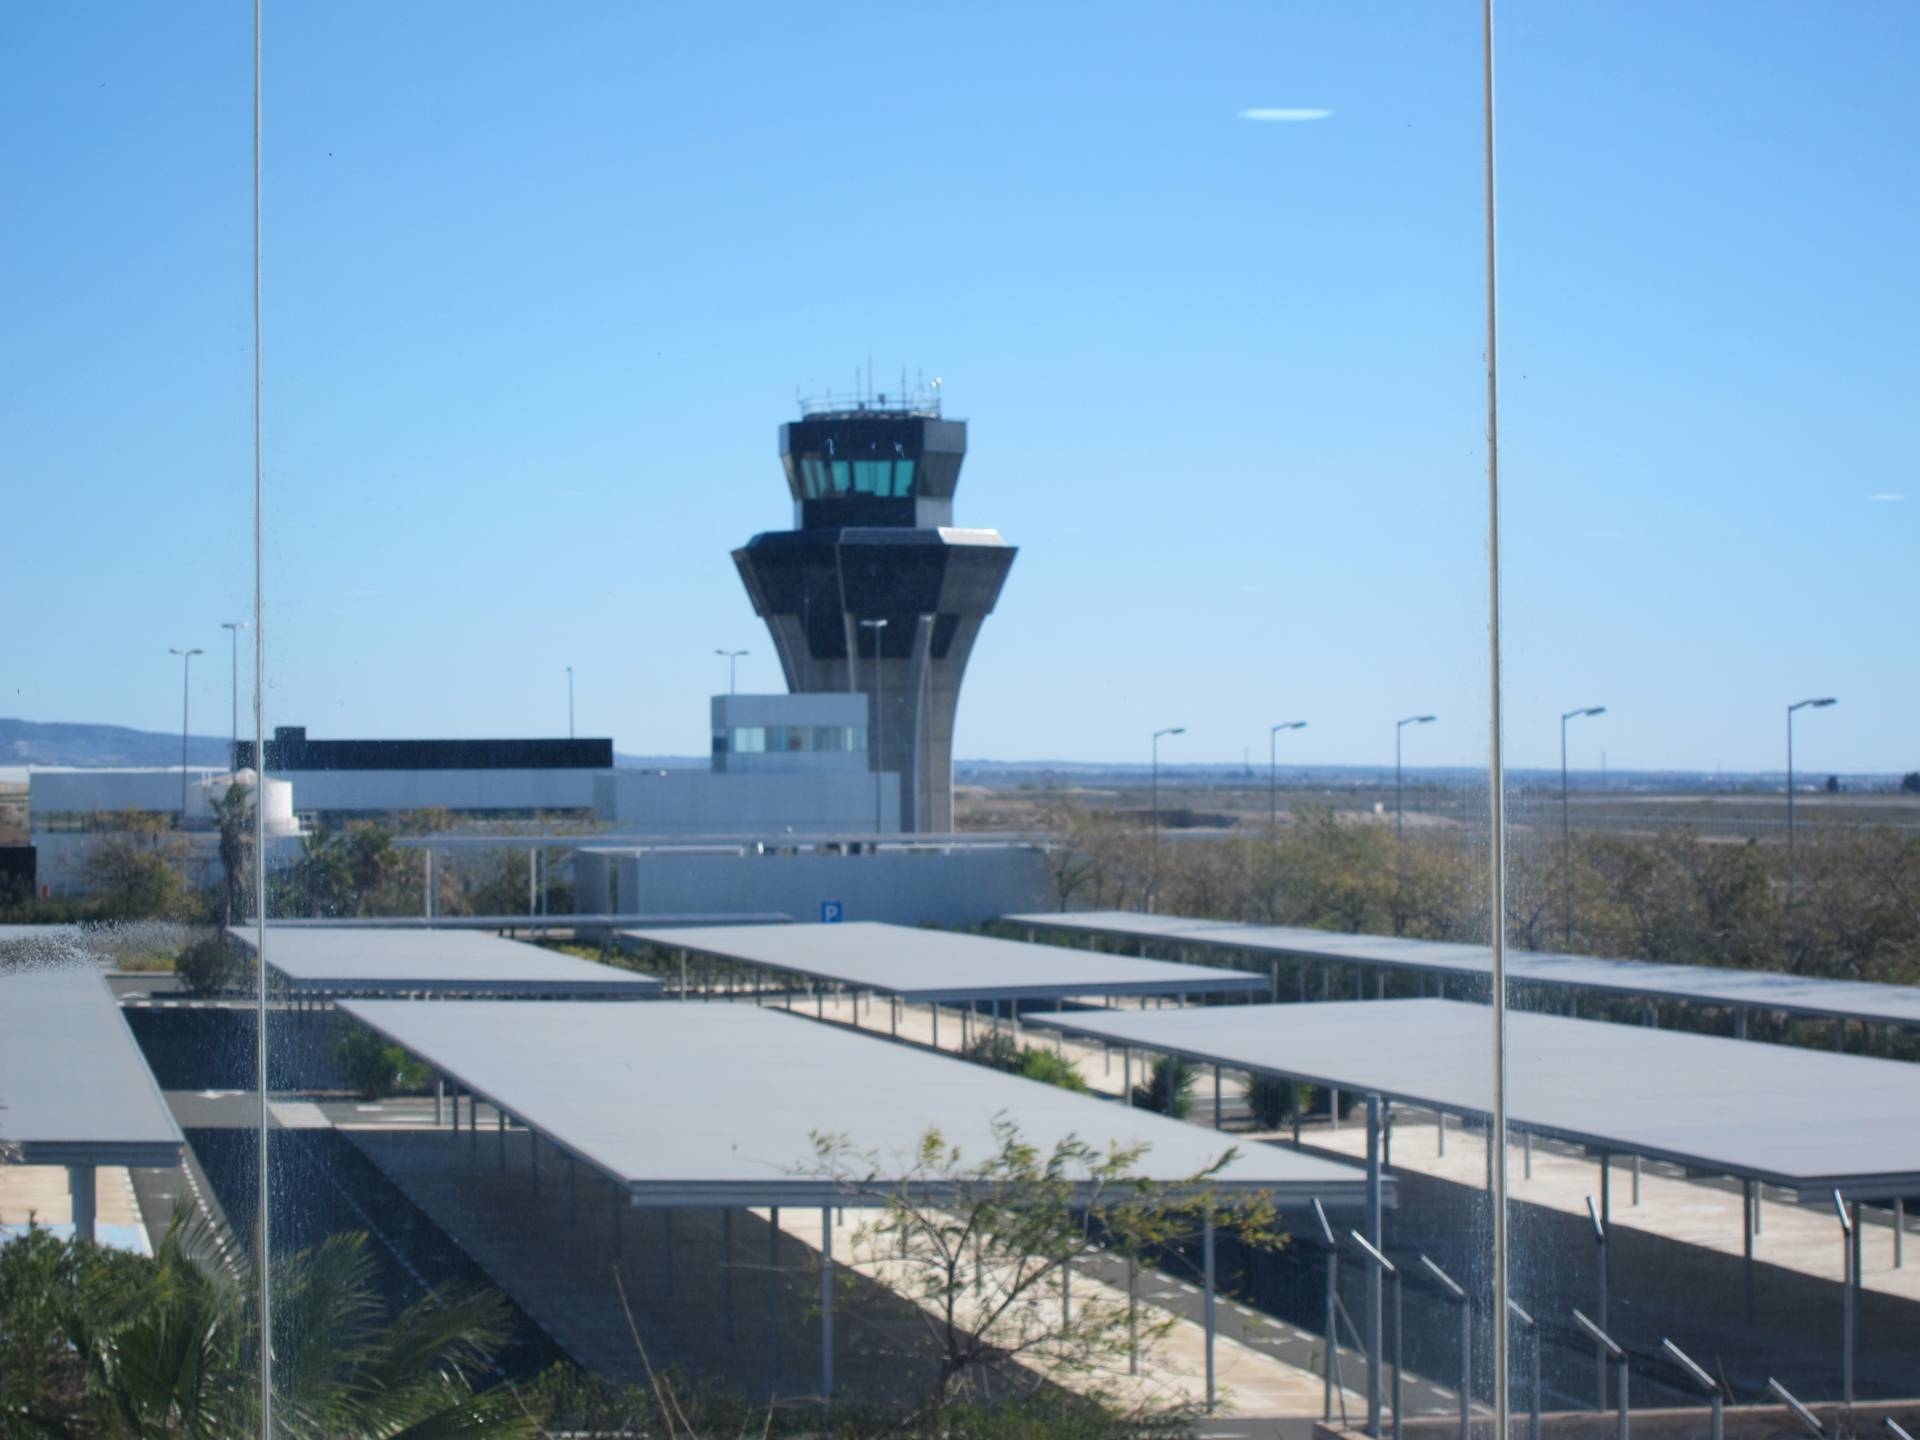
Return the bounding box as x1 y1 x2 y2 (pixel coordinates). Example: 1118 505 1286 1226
1867 492 1905 502
1239 107 1332 123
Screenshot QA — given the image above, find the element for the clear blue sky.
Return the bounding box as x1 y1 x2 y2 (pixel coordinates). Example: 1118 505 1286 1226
3 3 1912 775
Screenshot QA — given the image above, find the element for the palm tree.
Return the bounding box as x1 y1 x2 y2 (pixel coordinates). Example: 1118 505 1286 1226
81 1220 538 1439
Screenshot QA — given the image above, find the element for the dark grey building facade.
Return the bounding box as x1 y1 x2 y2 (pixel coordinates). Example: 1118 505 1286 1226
732 401 1015 832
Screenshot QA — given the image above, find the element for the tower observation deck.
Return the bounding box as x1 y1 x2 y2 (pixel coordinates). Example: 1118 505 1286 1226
732 394 1016 832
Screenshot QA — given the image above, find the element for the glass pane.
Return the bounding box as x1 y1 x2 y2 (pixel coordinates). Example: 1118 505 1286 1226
1501 3 1915 1425
2 5 266 1433
235 5 1507 1436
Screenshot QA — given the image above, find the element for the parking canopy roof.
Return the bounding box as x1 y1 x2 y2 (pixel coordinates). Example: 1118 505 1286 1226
620 921 1268 1004
1023 998 1920 1201
230 926 660 998
1008 910 1920 1029
340 999 1378 1208
0 962 183 1168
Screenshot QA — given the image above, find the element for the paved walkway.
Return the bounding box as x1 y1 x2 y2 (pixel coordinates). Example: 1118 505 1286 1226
793 991 1918 1306
1303 1113 1920 1303
0 1163 150 1253
332 1091 1357 1421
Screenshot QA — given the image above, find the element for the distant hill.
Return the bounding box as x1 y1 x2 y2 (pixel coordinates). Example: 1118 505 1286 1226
0 718 231 769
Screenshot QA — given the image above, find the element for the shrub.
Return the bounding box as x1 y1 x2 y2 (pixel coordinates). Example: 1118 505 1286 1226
959 1030 1023 1073
335 1022 432 1099
1131 1056 1198 1118
1016 1047 1089 1093
175 936 245 995
1245 1073 1295 1129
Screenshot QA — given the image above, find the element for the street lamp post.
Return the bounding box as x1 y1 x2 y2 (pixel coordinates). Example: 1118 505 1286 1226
1270 722 1307 838
566 667 575 739
1150 727 1185 910
1561 706 1606 946
220 622 247 770
168 647 204 826
714 648 749 696
860 620 889 834
1394 716 1436 843
1786 697 1837 905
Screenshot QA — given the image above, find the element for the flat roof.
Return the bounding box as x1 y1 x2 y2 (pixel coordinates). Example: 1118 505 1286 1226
339 999 1380 1208
1008 911 1920 1029
230 927 660 998
1023 998 1920 1201
621 921 1270 1003
0 962 184 1168
247 913 789 932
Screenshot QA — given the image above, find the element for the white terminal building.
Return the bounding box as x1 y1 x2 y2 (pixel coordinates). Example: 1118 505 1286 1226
30 396 1043 918
27 767 303 897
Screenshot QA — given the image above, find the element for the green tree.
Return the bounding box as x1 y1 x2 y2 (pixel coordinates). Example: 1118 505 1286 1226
1243 1074 1297 1130
335 1020 433 1100
1130 1057 1197 1119
210 782 254 930
802 1120 1283 1423
81 812 196 921
0 1219 537 1439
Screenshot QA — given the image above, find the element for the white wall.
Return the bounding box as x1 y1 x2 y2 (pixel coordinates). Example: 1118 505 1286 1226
280 767 602 815
593 770 900 834
580 845 1051 927
29 768 222 825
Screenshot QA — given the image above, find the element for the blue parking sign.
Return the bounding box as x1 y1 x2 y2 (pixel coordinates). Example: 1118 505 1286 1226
820 901 844 924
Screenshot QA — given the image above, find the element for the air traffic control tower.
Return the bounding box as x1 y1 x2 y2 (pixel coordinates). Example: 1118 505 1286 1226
732 393 1015 833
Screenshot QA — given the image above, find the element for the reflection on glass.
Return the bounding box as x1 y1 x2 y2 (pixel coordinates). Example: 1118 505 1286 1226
8 2 1913 1437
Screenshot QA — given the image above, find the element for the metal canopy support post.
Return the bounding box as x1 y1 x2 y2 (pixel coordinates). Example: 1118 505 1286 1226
1575 1310 1629 1440
1660 1339 1721 1440
1203 1215 1217 1412
722 1209 735 1342
1835 1191 1857 1404
1365 1094 1383 1438
820 1208 835 1401
67 1167 96 1246
434 1077 443 1126
1351 1230 1401 1440
931 1003 939 1050
1421 1254 1469 1440
767 1206 780 1399
1587 1193 1609 1410
1123 1049 1133 1107
1214 1064 1223 1130
1316 1201 1344 1424
1743 1180 1757 1323
1509 1299 1541 1440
